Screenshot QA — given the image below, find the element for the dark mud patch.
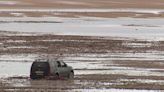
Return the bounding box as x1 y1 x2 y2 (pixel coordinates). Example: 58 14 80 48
0 34 163 54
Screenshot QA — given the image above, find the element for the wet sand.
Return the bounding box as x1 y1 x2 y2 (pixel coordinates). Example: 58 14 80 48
0 0 164 91
1 33 164 54
0 0 164 18
0 10 164 18
0 33 164 91
0 0 164 9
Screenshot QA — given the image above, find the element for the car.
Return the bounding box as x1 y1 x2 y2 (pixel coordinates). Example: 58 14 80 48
30 59 74 80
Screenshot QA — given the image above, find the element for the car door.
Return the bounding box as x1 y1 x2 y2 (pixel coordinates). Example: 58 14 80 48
60 61 70 77
56 61 66 77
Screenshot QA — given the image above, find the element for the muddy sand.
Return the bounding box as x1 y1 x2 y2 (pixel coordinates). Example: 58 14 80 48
0 32 164 91
0 0 164 18
0 0 164 91
1 10 164 18
1 0 164 9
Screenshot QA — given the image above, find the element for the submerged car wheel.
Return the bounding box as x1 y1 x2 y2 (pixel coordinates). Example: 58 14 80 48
68 72 74 79
30 75 37 80
55 73 60 79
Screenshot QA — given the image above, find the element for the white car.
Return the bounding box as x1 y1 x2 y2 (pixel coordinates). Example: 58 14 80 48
30 59 74 80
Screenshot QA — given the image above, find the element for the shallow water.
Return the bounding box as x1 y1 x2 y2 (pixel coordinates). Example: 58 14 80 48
0 61 163 77
0 52 164 77
65 51 164 61
0 62 32 78
0 53 164 91
0 17 164 41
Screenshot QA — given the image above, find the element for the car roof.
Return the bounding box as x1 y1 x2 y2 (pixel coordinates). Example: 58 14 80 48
34 58 62 62
35 59 48 62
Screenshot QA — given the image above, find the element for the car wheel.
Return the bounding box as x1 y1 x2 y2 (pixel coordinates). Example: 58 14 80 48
68 72 74 79
30 75 37 80
55 73 60 79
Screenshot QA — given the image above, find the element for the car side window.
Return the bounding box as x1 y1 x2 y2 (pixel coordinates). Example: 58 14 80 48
57 61 61 67
60 61 67 67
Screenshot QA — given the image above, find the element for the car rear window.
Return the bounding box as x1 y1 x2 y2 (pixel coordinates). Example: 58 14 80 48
32 62 49 68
